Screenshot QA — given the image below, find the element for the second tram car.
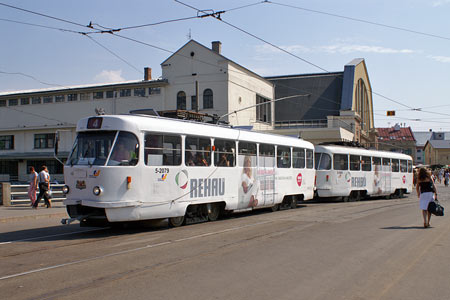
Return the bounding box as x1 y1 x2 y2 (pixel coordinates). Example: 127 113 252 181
314 145 413 201
62 114 315 226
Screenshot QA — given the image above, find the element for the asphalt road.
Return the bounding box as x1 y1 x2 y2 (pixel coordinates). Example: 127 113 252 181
1 184 450 300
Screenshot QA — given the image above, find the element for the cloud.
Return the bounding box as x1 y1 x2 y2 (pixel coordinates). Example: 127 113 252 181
94 70 124 83
320 44 416 54
432 0 450 7
428 55 450 63
255 43 416 56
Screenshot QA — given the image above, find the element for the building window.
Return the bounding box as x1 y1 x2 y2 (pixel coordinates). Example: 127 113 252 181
177 91 186 110
120 89 131 97
203 88 213 109
0 100 5 107
67 94 78 101
43 96 53 104
8 99 18 106
149 87 161 95
55 95 65 102
34 133 55 149
93 91 104 99
256 95 271 123
20 98 30 105
0 135 14 150
134 88 145 97
106 91 115 98
191 96 197 111
80 93 90 101
32 97 41 104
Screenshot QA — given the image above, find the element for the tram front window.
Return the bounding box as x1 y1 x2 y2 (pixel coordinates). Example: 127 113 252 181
67 131 116 166
108 132 139 166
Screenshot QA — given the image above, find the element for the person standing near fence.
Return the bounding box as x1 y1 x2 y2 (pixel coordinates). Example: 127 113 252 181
32 165 51 209
27 166 38 206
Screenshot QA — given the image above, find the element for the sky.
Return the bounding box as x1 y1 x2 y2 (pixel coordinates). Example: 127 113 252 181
1 0 449 132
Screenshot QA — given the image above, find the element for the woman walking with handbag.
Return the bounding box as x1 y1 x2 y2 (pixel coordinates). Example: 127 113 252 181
416 168 437 228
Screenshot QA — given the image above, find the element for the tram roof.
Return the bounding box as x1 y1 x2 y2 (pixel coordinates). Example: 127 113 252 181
76 114 314 148
315 144 413 160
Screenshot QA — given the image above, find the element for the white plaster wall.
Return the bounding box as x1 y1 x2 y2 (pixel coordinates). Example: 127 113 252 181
162 41 229 115
227 63 274 130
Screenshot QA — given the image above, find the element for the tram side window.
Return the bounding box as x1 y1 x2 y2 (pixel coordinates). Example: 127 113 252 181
238 141 257 168
391 159 399 172
382 158 391 168
185 136 211 166
214 139 235 167
333 154 348 170
400 160 407 172
306 149 314 169
277 146 291 168
107 131 139 166
372 157 381 172
144 133 181 166
407 160 413 173
350 155 361 171
293 148 305 169
361 156 371 171
315 152 331 170
259 144 275 168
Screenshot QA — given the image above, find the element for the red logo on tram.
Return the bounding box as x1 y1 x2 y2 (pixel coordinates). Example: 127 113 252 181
402 175 406 184
296 173 302 187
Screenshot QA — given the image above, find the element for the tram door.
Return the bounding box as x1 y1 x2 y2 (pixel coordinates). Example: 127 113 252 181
258 144 276 206
381 158 392 194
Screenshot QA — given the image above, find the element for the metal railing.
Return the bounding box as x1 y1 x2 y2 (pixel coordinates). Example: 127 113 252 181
0 183 66 206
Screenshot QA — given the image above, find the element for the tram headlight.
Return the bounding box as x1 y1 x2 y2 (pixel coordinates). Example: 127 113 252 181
62 185 70 194
93 186 103 196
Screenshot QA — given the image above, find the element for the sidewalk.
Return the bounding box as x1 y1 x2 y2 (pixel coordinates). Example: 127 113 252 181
0 202 68 223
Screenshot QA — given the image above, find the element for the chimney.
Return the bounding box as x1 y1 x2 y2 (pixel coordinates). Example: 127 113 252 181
144 67 152 81
212 41 222 54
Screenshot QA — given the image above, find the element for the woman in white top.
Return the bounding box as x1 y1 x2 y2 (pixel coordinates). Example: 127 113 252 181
27 166 38 206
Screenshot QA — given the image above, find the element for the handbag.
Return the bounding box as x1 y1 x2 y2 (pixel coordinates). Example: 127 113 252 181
45 189 52 199
428 198 444 216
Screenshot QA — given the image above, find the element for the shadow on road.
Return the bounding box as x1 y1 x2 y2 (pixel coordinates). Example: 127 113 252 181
380 226 426 230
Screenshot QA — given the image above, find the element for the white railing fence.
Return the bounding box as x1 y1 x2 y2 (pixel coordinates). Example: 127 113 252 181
0 183 66 206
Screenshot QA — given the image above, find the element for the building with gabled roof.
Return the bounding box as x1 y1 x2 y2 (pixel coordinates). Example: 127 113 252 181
377 124 416 160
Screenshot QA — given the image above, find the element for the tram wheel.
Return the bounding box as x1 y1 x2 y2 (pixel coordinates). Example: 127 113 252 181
271 204 280 212
290 196 297 209
168 216 185 227
207 203 221 222
398 189 404 198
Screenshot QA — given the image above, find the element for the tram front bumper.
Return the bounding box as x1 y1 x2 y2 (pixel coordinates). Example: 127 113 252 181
64 198 140 208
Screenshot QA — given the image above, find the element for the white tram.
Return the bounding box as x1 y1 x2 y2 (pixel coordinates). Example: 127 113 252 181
62 114 315 226
314 145 413 201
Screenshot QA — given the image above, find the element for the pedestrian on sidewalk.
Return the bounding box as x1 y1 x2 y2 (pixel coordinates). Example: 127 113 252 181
32 165 51 209
416 167 437 228
27 166 38 206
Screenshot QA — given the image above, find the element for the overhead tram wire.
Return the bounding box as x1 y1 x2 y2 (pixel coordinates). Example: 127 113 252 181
84 35 143 75
2 1 430 119
267 1 450 42
173 0 421 112
0 2 91 29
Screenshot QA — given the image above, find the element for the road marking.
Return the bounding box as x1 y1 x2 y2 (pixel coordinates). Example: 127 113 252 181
0 220 271 281
0 228 106 246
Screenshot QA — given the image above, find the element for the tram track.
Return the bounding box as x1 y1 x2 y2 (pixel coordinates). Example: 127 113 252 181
1 196 414 281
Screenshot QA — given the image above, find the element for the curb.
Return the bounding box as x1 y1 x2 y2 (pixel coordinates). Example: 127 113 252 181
0 212 68 223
